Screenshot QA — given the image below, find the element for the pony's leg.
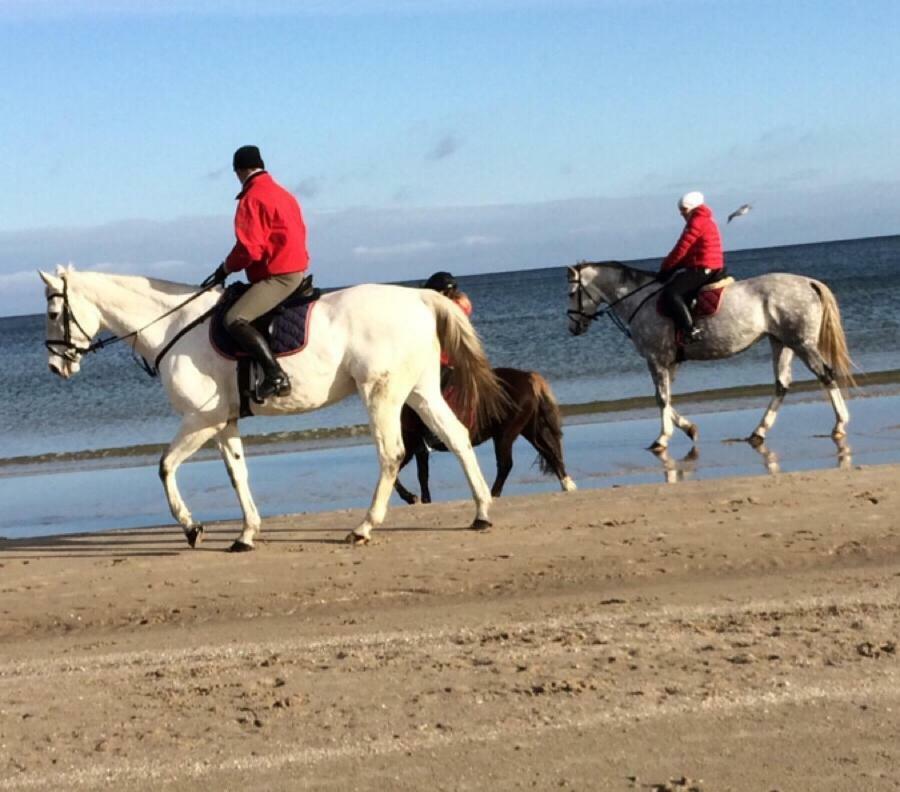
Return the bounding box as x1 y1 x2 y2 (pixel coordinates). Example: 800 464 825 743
214 419 262 551
749 339 794 446
159 417 226 548
349 380 407 545
794 343 850 439
648 364 696 451
394 444 419 505
416 447 433 504
407 387 492 528
490 435 515 497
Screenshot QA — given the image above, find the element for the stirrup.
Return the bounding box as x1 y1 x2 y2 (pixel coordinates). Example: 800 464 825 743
685 327 703 344
254 371 291 401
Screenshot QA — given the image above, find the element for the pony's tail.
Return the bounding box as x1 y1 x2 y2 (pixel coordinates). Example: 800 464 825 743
420 291 508 432
528 372 568 479
811 280 857 389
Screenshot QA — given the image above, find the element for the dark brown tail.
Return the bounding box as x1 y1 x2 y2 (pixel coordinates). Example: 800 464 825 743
421 290 508 432
528 372 567 478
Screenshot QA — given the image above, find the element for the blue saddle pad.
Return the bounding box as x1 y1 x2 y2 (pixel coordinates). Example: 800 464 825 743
210 281 319 360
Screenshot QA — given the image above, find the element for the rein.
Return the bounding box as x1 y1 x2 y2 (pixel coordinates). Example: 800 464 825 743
45 278 219 377
568 270 664 339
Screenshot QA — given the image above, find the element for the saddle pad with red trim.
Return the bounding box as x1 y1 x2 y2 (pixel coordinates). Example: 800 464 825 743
210 282 318 361
657 277 732 321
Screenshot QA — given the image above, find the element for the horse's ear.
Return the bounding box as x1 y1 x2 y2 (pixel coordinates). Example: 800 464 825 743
38 270 61 290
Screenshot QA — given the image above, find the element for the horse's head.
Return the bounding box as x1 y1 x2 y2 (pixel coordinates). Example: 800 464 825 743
567 262 610 336
39 266 101 379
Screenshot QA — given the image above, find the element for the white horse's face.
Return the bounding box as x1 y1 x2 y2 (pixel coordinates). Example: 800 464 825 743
39 270 100 379
567 265 600 336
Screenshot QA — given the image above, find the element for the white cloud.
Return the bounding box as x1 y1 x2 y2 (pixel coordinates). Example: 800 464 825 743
3 179 900 316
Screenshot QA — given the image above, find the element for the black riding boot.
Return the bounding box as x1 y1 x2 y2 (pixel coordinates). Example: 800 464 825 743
228 320 292 399
668 294 701 343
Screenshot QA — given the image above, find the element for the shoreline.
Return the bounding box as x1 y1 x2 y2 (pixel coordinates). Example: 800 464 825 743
3 367 898 475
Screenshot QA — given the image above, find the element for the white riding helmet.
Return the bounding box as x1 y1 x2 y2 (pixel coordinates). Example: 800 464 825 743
678 191 705 212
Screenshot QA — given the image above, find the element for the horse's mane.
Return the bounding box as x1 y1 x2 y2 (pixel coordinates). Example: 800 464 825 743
575 260 658 284
60 265 202 298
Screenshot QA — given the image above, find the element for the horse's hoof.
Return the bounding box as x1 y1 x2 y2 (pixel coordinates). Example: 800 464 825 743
648 442 667 455
186 525 204 548
687 426 699 443
228 540 255 553
470 518 492 531
346 532 370 546
747 433 765 448
832 430 847 440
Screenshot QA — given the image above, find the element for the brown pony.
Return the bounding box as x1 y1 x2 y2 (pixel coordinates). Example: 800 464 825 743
394 367 577 504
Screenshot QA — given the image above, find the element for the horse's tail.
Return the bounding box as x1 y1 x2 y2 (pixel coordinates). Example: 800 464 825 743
420 291 508 432
528 372 570 482
810 280 857 389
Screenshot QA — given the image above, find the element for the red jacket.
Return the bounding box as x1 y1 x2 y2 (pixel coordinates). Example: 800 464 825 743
224 172 309 282
660 204 724 273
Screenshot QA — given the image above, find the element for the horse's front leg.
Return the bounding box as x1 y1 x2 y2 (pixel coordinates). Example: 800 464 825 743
214 419 262 552
160 417 226 548
648 363 695 452
394 444 419 505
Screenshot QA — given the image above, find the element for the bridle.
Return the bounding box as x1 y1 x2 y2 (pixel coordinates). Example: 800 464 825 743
44 275 218 375
567 267 664 339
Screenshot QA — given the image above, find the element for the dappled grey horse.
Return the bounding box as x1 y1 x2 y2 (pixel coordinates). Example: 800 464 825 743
567 262 854 451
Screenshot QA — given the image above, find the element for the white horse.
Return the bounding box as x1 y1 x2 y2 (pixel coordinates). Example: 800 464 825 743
39 265 506 550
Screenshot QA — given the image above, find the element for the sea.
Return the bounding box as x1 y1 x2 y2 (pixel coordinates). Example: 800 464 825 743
2 234 900 539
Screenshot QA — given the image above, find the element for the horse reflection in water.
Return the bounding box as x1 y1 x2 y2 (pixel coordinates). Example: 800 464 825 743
655 436 853 484
40 265 507 550
568 262 855 453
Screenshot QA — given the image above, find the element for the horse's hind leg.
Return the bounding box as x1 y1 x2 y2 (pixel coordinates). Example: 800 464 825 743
491 434 515 497
214 419 262 552
349 378 407 545
407 386 492 528
750 339 794 446
794 342 850 439
160 417 226 548
415 447 433 504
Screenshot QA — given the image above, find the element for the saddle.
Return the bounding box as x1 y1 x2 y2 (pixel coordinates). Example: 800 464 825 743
657 270 734 322
210 276 320 361
210 275 320 415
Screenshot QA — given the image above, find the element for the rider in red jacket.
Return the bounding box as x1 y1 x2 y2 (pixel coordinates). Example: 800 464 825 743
202 146 310 399
659 191 724 343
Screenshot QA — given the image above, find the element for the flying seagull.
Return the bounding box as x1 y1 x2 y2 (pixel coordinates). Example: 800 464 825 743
727 203 752 223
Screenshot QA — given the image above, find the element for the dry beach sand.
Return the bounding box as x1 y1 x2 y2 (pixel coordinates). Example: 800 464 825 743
1 463 899 791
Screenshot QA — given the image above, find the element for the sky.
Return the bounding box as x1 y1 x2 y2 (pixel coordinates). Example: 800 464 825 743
2 0 899 315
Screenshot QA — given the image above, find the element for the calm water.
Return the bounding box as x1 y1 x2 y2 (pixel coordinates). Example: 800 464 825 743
2 234 900 460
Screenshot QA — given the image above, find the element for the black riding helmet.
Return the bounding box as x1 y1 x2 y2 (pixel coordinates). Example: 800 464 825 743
423 271 457 293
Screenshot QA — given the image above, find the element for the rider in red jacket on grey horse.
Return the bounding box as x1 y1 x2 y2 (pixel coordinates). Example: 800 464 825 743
659 191 724 343
202 145 310 399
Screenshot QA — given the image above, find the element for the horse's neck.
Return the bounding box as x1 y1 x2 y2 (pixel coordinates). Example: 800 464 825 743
602 267 659 318
76 272 207 356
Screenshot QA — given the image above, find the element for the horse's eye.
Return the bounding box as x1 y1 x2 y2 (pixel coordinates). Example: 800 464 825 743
48 311 60 320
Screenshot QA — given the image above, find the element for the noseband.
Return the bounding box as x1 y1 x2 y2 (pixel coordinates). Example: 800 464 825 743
44 277 108 361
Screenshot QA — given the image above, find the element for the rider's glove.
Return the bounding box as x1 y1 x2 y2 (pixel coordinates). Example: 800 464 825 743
201 263 228 288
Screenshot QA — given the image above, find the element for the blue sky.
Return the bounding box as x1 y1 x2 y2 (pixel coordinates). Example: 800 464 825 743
3 0 899 315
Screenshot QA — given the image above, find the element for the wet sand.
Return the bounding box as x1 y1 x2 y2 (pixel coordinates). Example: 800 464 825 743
4 391 900 540
1 463 899 790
